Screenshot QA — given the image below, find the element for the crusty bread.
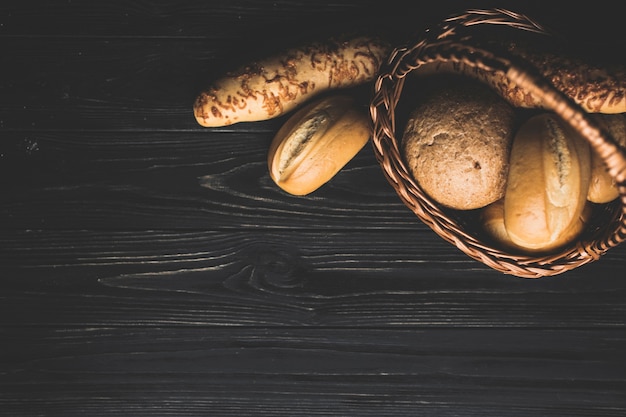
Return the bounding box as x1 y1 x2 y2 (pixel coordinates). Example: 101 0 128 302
400 80 517 210
482 197 593 255
267 95 370 195
587 113 626 203
480 199 524 252
503 113 591 253
194 36 390 127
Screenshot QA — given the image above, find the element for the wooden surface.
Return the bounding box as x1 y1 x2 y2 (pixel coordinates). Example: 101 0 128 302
2 1 626 416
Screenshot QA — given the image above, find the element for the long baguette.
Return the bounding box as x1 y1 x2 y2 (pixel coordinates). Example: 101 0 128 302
193 36 390 127
194 35 626 128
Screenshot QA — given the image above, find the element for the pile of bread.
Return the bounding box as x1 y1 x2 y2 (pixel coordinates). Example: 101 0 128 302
400 78 626 254
265 76 625 255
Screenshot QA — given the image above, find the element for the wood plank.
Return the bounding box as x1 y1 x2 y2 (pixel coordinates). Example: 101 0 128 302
3 229 625 327
2 0 624 44
0 128 426 230
1 2 625 417
3 20 625 132
0 0 414 39
0 37 224 131
0 35 378 131
1 327 625 416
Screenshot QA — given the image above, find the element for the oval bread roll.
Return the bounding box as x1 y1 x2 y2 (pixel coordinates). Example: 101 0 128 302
401 80 516 210
482 198 593 255
480 199 525 253
504 113 591 253
587 113 626 203
267 95 370 195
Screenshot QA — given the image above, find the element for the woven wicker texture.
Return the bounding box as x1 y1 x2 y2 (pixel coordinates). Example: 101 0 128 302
369 8 626 278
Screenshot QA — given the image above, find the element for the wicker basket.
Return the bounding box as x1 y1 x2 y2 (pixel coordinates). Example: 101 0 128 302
369 8 626 278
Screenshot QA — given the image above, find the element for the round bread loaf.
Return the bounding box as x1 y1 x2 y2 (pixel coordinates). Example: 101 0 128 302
401 80 517 210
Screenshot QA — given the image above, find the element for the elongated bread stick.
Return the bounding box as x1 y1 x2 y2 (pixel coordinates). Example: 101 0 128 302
193 36 391 127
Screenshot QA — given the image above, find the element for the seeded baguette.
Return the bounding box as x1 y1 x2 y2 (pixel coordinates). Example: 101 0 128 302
193 36 390 127
411 40 626 114
193 35 626 129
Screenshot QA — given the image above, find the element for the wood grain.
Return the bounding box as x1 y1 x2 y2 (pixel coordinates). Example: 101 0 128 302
3 229 626 328
0 129 416 229
2 327 625 416
2 1 626 416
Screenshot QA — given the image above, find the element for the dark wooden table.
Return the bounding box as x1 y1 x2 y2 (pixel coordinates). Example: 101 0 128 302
2 1 626 416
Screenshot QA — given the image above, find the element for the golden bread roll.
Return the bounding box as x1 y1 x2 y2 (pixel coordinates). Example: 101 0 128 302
503 113 591 253
401 80 516 210
267 95 370 196
480 199 524 253
482 198 593 255
587 113 626 203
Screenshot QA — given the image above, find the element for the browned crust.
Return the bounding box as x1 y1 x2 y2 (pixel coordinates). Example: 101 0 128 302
194 36 391 127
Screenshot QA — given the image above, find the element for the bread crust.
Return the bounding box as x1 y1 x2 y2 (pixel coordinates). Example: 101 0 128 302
401 81 516 210
587 113 626 203
503 113 591 252
267 95 370 195
194 36 390 127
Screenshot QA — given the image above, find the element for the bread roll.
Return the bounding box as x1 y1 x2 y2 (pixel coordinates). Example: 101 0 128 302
480 199 524 252
587 113 626 203
401 80 516 210
194 36 390 127
482 198 593 255
504 113 591 253
267 95 370 195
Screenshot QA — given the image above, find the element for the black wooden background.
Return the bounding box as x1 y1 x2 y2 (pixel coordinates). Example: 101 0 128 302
2 1 626 416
